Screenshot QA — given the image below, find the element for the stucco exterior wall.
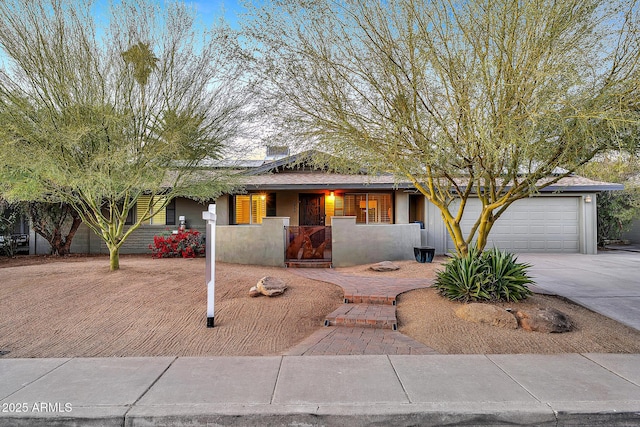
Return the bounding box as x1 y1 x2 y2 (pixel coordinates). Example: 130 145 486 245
330 216 422 267
177 198 215 229
394 191 410 224
215 217 289 267
214 195 230 225
275 192 298 225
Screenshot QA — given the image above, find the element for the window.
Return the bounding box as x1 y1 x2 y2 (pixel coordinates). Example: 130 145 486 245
135 196 175 225
125 209 134 225
234 194 271 224
343 193 392 224
165 199 176 225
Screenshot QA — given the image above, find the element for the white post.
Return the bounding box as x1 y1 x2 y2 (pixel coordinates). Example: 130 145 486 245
202 204 217 327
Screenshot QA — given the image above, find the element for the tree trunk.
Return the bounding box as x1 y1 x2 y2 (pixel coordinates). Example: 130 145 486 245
58 214 82 256
444 207 496 256
475 209 496 253
50 229 63 256
475 227 490 253
443 218 468 257
109 246 120 271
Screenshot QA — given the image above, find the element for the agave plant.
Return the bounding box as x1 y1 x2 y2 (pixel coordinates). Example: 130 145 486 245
435 247 533 303
481 248 533 302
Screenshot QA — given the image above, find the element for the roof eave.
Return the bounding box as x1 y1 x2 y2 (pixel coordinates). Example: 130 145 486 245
243 183 412 191
540 184 625 192
240 182 623 192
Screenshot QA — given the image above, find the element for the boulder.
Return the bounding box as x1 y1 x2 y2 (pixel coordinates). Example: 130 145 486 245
255 276 288 297
515 308 574 333
369 261 400 272
455 303 518 329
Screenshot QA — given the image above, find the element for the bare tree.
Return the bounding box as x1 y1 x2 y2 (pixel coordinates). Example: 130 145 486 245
0 0 251 269
244 0 640 255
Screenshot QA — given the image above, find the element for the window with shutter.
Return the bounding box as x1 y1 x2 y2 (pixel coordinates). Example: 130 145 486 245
135 196 169 225
234 194 271 224
341 193 392 224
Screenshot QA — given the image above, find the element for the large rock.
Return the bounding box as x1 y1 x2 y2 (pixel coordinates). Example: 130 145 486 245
515 308 573 333
369 261 400 272
455 303 518 329
255 276 288 297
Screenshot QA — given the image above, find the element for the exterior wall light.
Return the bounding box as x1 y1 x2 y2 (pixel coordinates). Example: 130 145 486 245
584 195 592 203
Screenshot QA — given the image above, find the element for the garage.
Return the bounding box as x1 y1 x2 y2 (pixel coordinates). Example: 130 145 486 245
444 196 582 253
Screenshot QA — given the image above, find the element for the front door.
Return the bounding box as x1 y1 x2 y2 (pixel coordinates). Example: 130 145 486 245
299 194 325 226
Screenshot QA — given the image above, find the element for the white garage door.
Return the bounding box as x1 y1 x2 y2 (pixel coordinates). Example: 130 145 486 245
447 197 580 253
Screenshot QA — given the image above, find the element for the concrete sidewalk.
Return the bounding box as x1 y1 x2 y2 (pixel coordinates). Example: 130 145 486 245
1 353 639 426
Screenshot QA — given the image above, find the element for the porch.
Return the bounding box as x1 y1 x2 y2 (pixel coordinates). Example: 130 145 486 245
215 216 423 267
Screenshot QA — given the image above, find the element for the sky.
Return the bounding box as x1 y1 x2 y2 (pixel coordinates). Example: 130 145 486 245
0 0 262 155
91 0 247 28
190 0 244 27
1 1 244 66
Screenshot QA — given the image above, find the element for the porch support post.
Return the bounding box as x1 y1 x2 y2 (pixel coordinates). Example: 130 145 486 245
202 204 217 328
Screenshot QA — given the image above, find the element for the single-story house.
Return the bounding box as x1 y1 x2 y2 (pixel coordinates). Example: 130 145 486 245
30 151 623 266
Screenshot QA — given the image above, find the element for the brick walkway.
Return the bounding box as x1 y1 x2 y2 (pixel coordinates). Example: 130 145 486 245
286 268 438 355
324 304 397 329
290 269 433 305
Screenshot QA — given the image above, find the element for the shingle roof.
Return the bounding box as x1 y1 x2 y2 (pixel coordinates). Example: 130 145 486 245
241 172 401 190
223 149 623 192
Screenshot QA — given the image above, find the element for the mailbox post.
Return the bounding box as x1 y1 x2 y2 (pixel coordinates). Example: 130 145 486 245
202 204 216 328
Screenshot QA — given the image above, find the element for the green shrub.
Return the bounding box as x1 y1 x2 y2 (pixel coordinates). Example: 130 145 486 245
435 248 533 303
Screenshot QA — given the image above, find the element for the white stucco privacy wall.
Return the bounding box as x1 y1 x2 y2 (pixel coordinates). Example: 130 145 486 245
330 216 422 267
215 217 290 267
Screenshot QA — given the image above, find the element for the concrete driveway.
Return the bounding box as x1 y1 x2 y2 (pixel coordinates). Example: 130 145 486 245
517 251 640 331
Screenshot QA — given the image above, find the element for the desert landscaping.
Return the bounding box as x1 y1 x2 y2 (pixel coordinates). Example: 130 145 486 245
1 254 640 358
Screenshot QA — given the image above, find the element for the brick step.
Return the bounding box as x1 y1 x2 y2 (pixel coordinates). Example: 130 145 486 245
324 304 397 330
286 261 332 268
343 294 396 305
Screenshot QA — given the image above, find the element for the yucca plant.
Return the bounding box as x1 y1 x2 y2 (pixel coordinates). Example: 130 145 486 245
435 247 533 303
